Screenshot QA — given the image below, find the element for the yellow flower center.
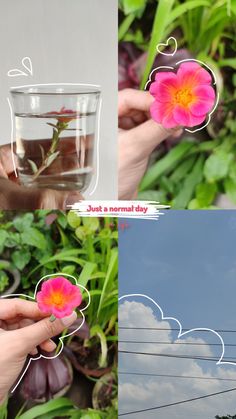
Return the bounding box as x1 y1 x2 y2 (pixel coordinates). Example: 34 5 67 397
174 88 193 107
51 292 64 307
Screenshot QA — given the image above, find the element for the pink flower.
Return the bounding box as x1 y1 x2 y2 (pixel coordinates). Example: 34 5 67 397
149 62 216 129
36 276 82 318
46 106 78 123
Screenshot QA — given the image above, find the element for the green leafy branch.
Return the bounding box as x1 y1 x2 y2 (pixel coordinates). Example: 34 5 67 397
28 120 69 181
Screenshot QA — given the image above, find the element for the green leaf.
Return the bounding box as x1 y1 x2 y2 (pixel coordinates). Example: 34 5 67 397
204 151 234 182
140 141 194 191
21 227 47 249
97 248 118 317
90 325 108 368
78 262 96 288
167 0 210 24
13 213 34 233
12 249 31 270
57 212 67 229
172 155 205 209
118 13 136 41
218 58 236 69
61 264 76 275
140 0 175 89
169 155 197 183
138 190 167 202
27 159 38 174
122 0 146 14
224 178 236 204
5 232 21 247
45 151 60 168
0 271 9 292
81 414 101 419
82 217 99 232
196 183 217 207
0 230 7 248
17 398 74 419
67 211 81 228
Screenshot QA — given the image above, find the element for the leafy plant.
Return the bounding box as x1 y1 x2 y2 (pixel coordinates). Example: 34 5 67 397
0 212 118 418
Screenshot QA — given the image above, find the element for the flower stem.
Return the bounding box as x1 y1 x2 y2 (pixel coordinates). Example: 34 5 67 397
49 314 57 322
31 120 68 181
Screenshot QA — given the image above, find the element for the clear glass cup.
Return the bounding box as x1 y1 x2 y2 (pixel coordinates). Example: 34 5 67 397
10 84 101 191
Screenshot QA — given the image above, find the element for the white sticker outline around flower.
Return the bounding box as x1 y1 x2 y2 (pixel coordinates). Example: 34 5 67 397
145 36 220 134
119 293 236 368
0 272 91 393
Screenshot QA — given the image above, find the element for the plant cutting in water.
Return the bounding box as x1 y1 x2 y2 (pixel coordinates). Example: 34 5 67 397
149 62 216 129
36 276 82 321
29 107 78 180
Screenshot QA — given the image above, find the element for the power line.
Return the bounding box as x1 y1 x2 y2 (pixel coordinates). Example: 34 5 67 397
119 371 236 382
118 386 236 416
119 326 236 333
119 350 236 363
119 340 236 347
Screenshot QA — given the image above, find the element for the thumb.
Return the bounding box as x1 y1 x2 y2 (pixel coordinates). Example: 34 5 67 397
15 312 77 353
120 119 172 162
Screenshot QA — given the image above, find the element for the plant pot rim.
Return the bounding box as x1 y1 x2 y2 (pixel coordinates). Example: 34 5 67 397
0 259 21 296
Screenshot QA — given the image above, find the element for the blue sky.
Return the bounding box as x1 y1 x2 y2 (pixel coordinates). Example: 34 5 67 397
119 211 236 418
119 210 236 332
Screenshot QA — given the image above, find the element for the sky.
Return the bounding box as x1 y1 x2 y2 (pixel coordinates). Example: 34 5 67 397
119 211 236 419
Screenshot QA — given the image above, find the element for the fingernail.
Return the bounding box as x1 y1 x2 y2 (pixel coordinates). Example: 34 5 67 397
65 194 81 208
61 311 77 326
49 339 57 350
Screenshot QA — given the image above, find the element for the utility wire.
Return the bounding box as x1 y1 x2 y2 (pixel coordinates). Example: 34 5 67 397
119 340 236 347
118 386 236 416
119 371 236 382
119 350 236 363
119 326 236 333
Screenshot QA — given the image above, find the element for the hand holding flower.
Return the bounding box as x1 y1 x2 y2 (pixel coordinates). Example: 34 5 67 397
36 276 82 320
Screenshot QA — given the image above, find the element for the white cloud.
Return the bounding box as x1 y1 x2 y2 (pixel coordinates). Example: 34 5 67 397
119 300 236 419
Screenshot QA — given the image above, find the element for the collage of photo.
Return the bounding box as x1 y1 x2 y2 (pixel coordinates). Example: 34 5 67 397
0 1 236 418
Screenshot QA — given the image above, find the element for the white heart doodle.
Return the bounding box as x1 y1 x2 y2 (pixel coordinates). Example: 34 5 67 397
156 36 178 57
7 56 33 77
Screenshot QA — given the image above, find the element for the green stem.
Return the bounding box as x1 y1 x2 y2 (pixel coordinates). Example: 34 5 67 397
31 120 68 181
118 13 136 41
140 0 174 89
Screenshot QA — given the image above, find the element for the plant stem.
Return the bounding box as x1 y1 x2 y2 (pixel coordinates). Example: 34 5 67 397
31 120 68 181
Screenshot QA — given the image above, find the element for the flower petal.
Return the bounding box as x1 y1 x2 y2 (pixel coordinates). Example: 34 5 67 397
190 85 216 116
173 105 206 127
150 100 177 129
177 62 213 88
173 105 190 126
150 72 178 102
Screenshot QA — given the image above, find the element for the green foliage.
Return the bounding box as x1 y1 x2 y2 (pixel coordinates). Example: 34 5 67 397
120 1 236 208
1 212 118 418
16 397 117 419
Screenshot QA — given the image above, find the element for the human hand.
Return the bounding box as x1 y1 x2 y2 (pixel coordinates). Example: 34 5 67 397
0 144 83 210
0 298 77 404
118 89 182 199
